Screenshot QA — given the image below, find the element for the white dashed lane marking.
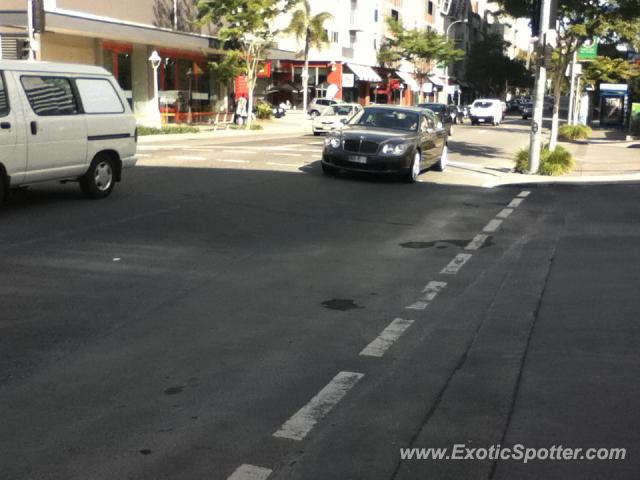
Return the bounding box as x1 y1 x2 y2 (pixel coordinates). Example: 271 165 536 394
517 190 531 198
441 253 473 275
221 159 250 164
273 371 364 441
483 219 503 233
465 233 490 251
405 281 447 310
496 208 514 219
508 198 524 208
360 318 415 357
227 464 272 480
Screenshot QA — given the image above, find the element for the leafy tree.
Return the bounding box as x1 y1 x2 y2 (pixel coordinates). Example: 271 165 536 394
384 17 465 102
584 56 640 84
208 50 246 85
197 0 298 128
285 0 333 112
465 33 532 97
498 0 640 148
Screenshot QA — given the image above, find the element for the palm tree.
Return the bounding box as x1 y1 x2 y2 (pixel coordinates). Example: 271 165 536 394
285 0 333 114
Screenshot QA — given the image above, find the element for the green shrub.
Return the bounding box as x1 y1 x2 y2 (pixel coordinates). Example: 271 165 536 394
514 148 531 173
250 124 263 130
513 145 575 176
137 125 200 136
558 124 592 141
255 102 273 120
539 145 575 176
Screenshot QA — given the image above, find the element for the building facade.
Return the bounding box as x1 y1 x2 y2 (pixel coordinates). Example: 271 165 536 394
1 0 526 123
0 0 237 126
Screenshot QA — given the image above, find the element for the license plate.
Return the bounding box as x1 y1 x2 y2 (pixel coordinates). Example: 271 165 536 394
478 118 485 123
349 155 367 164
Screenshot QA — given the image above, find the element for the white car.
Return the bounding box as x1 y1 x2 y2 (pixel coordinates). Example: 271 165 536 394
469 99 504 126
312 103 362 135
0 60 137 203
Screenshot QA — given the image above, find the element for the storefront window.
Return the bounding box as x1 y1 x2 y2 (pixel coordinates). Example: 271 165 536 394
102 44 132 106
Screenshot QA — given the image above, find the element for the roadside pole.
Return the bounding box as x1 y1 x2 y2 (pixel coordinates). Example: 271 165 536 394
528 0 552 174
567 51 577 125
26 0 36 60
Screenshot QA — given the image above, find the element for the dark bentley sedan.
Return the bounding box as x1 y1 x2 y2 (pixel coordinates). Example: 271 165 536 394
321 106 448 182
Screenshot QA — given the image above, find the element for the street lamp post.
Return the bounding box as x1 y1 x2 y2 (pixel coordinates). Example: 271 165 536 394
444 19 468 105
148 50 162 129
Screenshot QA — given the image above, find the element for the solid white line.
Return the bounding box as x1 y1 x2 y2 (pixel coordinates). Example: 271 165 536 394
483 219 503 233
405 281 447 310
227 464 272 480
360 318 414 357
441 253 473 275
508 198 524 208
267 162 303 167
496 208 514 219
465 233 490 251
168 155 206 161
273 371 364 441
517 190 531 198
221 159 250 164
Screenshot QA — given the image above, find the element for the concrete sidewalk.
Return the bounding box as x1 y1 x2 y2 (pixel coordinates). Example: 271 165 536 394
139 110 313 144
430 123 640 188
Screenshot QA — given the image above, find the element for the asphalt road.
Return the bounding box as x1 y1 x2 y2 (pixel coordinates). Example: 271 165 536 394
1 124 639 480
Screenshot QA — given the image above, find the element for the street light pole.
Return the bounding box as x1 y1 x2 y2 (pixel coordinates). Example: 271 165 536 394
148 50 162 129
444 19 468 105
528 0 552 174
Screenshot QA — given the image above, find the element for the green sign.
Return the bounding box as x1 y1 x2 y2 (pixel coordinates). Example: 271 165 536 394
631 103 640 136
578 38 598 60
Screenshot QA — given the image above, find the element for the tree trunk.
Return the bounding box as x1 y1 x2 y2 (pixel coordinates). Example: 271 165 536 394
549 75 562 150
303 30 311 112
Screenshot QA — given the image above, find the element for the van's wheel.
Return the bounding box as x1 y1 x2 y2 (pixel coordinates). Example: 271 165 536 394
433 144 448 172
80 154 116 199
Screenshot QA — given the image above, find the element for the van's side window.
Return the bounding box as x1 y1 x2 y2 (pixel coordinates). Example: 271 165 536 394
0 73 9 117
75 78 124 114
20 76 79 116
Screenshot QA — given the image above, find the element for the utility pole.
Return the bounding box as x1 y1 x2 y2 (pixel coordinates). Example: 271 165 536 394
567 50 577 125
26 0 36 60
528 0 552 174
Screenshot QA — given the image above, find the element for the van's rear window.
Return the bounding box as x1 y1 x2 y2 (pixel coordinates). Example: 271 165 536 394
20 76 79 116
75 78 124 114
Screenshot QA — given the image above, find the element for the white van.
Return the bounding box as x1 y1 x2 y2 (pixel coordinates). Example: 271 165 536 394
469 99 504 126
0 60 137 203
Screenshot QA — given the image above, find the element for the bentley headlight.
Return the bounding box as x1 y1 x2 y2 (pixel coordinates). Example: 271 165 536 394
325 136 341 149
382 142 410 155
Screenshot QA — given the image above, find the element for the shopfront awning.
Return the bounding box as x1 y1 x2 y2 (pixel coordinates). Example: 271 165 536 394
346 63 382 83
395 70 420 92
